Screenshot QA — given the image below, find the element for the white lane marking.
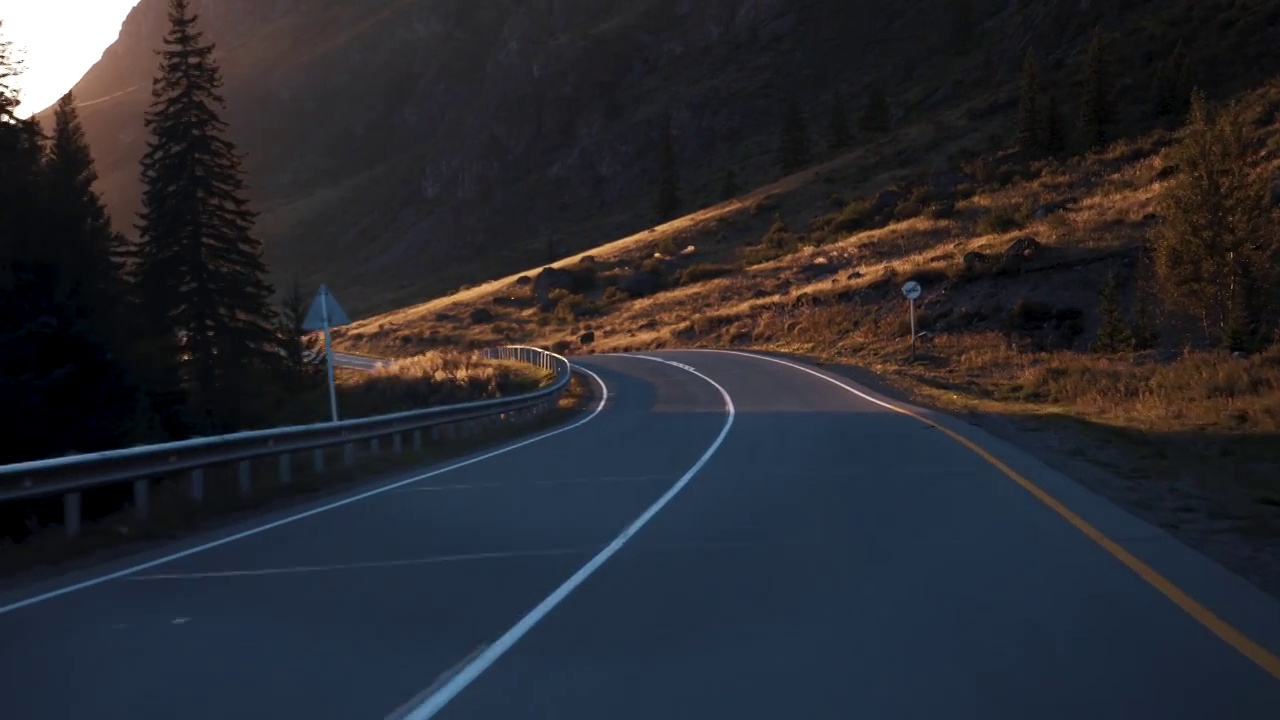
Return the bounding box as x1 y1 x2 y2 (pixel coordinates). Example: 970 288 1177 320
386 645 490 720
675 349 905 412
0 368 610 616
394 355 736 720
390 475 671 493
128 548 593 581
171 617 190 625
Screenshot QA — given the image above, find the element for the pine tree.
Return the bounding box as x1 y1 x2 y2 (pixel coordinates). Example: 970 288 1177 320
1152 42 1193 120
1017 50 1045 153
827 90 851 152
951 0 974 55
1093 274 1133 353
1080 30 1113 149
779 92 811 174
1153 90 1279 349
0 33 150 462
134 0 282 431
859 81 891 134
721 169 739 200
276 280 324 387
1044 94 1066 156
655 118 680 222
45 93 131 332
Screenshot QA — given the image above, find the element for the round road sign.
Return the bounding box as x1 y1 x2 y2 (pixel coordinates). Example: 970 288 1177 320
901 281 922 300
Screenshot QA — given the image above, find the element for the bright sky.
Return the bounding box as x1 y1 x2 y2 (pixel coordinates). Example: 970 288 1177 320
1 0 142 116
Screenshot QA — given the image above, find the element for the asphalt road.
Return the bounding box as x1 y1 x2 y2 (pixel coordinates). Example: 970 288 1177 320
333 351 389 371
1 350 1279 719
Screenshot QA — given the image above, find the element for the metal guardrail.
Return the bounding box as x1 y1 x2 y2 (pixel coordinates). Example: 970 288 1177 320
0 345 571 537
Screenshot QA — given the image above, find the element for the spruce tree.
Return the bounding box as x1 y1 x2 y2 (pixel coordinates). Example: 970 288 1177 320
1016 50 1044 153
1044 94 1066 156
1080 30 1113 149
1153 90 1279 348
1152 42 1193 120
859 81 891 134
655 118 681 222
721 169 740 200
827 90 851 152
951 0 974 55
45 93 130 331
779 92 811 174
1093 274 1132 353
0 32 149 462
134 0 281 431
276 280 324 387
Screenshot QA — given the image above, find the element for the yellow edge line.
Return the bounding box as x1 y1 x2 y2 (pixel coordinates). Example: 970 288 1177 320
698 350 1280 681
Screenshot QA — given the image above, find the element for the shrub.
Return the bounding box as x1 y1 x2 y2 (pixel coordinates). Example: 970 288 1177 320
677 263 738 286
831 199 877 232
976 204 1028 235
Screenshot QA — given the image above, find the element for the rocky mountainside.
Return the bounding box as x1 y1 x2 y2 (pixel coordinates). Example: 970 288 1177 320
44 0 1280 315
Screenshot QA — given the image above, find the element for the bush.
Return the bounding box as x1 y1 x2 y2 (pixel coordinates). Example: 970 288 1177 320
976 204 1028 235
677 263 738 286
830 199 877 232
554 293 599 322
566 262 598 292
601 285 629 304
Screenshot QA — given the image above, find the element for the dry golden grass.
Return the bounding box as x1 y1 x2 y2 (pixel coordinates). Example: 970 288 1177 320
337 82 1280 508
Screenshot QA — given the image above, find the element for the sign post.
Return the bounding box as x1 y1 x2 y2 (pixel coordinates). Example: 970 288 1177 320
303 284 351 423
901 280 922 361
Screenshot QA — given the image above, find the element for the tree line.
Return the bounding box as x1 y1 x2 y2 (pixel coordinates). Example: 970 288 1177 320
0 0 320 466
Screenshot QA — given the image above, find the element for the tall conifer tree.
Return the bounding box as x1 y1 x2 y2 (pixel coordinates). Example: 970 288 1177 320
1080 30 1113 149
655 118 681 222
779 92 811 174
134 0 281 431
1016 50 1045 153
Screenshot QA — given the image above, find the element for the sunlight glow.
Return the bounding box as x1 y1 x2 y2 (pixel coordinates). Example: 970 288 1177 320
1 0 142 116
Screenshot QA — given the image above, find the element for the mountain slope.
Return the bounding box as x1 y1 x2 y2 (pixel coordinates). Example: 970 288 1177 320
46 0 1280 316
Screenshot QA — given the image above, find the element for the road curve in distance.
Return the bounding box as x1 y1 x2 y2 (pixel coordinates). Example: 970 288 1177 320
413 349 1280 720
332 351 389 371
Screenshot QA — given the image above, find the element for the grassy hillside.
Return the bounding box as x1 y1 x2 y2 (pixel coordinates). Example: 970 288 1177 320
330 9 1280 595
49 0 1280 316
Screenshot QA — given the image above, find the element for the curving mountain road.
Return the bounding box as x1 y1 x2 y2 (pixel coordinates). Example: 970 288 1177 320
1 351 1279 719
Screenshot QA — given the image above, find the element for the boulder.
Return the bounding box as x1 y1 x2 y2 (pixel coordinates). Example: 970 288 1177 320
619 271 661 297
1002 236 1042 269
533 266 575 302
872 188 904 215
515 275 532 287
579 331 596 345
963 251 990 270
468 307 494 324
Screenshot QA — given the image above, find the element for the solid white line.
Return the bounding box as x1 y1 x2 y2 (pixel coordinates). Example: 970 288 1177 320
128 548 593 581
679 349 905 412
395 355 736 720
0 367 611 616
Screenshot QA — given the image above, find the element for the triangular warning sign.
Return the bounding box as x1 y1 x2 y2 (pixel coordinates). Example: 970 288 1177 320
302 284 351 331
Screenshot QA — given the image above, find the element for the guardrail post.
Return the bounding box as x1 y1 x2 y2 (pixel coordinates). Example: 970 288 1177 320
191 468 204 502
431 425 441 442
279 453 292 485
64 492 81 538
344 443 355 466
371 437 381 455
133 479 150 521
393 433 403 454
313 448 325 474
413 429 422 451
239 460 252 498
